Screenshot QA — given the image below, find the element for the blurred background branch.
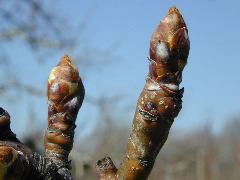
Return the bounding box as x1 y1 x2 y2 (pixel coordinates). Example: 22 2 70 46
0 0 117 99
0 0 74 52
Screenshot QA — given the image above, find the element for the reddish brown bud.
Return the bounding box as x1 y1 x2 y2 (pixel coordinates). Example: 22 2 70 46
149 6 190 84
45 55 85 168
47 55 84 110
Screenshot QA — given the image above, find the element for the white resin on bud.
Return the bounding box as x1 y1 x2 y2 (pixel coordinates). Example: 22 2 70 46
155 42 169 62
162 83 179 91
147 82 161 91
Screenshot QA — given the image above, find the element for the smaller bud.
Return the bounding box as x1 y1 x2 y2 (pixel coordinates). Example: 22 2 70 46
48 55 84 110
45 55 85 169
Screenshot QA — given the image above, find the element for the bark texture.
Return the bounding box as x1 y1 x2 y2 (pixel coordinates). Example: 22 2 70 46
96 6 190 180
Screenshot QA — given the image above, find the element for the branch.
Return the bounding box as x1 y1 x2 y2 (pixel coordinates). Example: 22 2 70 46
0 55 85 179
0 109 59 179
96 6 190 180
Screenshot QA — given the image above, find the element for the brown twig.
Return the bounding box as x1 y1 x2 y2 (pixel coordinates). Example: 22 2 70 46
0 55 85 179
44 55 85 178
96 6 190 180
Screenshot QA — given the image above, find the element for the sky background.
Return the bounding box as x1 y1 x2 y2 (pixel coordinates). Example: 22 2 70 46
2 0 240 138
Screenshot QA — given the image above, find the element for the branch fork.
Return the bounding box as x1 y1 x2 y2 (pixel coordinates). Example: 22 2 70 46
0 6 189 180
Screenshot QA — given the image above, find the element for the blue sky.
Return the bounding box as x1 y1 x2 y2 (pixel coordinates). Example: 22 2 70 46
2 0 240 138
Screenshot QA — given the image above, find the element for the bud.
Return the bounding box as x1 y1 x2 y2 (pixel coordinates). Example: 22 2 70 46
45 55 85 168
149 7 190 88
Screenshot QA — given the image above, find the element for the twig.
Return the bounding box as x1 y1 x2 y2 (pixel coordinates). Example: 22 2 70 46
96 6 190 180
0 55 85 179
45 55 85 178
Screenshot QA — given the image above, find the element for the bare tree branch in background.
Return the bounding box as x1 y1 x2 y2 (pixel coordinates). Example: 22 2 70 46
0 0 75 98
0 0 116 99
0 0 74 51
71 117 240 180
